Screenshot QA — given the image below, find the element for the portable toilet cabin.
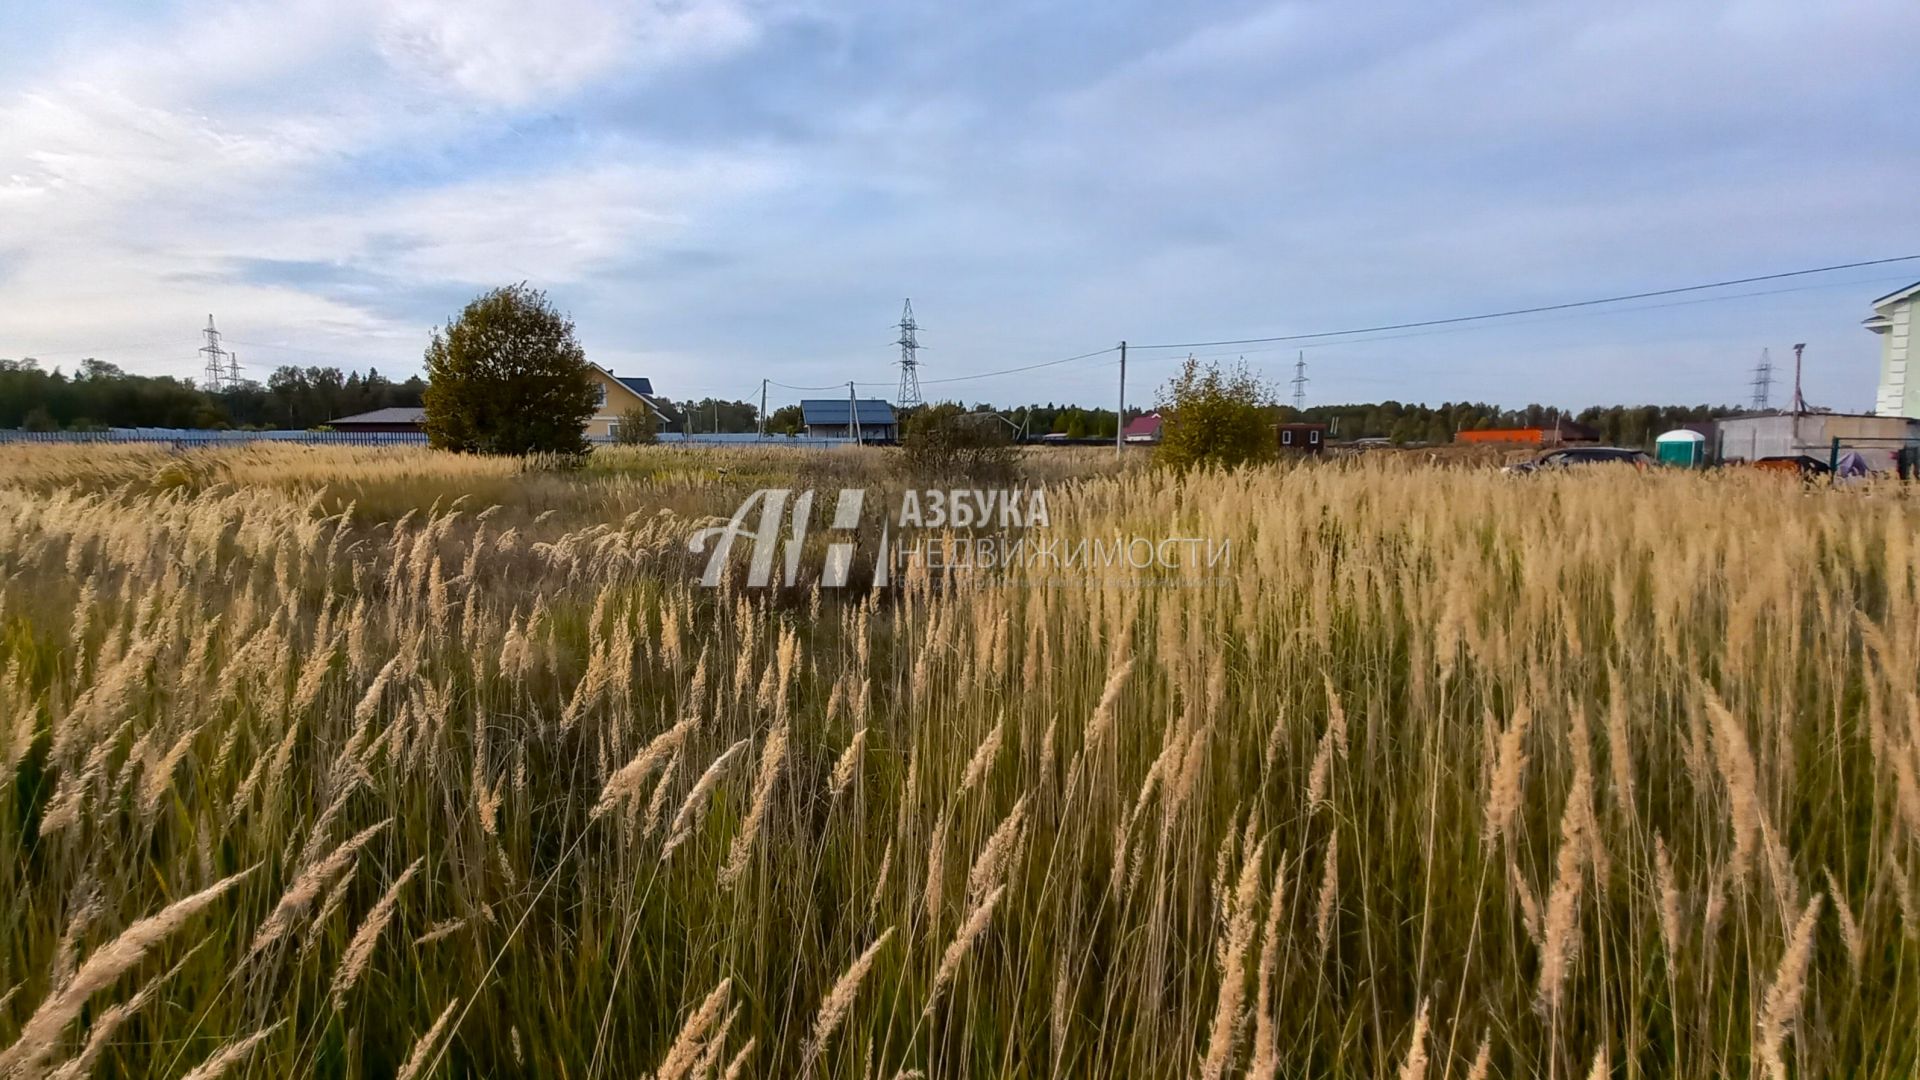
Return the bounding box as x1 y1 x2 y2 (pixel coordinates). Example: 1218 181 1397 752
1654 428 1706 467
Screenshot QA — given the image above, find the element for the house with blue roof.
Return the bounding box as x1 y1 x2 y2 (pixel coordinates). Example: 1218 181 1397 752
800 399 898 442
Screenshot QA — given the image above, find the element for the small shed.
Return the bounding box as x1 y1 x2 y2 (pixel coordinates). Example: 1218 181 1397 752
1277 423 1329 454
1654 429 1706 467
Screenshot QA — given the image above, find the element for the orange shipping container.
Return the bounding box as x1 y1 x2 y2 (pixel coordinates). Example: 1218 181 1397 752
1455 421 1600 446
1455 428 1551 445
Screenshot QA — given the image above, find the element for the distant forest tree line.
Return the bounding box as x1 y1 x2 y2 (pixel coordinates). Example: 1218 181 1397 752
946 401 1741 447
1272 400 1744 447
0 358 424 430
1 356 1738 448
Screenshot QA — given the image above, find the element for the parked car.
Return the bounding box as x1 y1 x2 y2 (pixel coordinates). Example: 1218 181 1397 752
1503 446 1653 475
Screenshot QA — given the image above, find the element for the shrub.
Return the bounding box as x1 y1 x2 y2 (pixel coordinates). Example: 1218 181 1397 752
1154 358 1276 470
897 403 1020 482
615 405 659 445
422 284 597 456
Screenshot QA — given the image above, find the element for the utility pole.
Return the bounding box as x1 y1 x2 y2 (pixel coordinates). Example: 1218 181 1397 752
758 379 768 438
1791 343 1807 414
1116 341 1126 458
1291 351 1308 413
1791 342 1808 457
849 381 861 443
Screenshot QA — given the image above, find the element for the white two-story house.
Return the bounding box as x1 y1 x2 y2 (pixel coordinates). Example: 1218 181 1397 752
1867 281 1920 419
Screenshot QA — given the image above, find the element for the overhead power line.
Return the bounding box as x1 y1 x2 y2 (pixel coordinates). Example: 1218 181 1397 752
920 346 1116 386
770 345 1117 394
1160 271 1920 367
1131 254 1920 351
768 380 855 392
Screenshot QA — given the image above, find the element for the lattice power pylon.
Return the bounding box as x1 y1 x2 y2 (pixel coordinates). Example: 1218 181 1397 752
894 299 923 410
199 315 232 392
1750 349 1773 411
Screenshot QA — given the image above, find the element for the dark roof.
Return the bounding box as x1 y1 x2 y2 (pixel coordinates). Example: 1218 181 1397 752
330 407 426 425
616 376 654 397
1870 280 1920 307
800 399 897 426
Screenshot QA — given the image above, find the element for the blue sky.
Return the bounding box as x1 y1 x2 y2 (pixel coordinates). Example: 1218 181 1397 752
1 0 1915 412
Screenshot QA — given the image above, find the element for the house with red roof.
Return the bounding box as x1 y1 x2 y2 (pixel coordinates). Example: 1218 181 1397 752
1121 412 1163 444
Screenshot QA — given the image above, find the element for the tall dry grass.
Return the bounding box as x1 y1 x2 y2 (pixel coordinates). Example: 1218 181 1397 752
0 444 1915 1076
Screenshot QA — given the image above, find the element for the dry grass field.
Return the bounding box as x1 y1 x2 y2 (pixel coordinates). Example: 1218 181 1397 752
0 442 1916 1078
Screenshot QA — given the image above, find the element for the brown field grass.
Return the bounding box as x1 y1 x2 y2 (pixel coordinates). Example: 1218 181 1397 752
0 442 1915 1077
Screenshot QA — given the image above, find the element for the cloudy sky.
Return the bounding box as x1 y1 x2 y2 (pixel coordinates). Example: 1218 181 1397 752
1 0 1914 411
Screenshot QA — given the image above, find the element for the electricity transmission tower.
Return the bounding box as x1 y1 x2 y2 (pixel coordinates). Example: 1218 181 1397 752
1750 349 1773 411
894 299 923 410
1291 351 1308 412
199 315 233 392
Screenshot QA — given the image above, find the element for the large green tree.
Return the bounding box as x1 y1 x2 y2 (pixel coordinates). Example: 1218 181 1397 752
422 285 597 455
765 404 805 436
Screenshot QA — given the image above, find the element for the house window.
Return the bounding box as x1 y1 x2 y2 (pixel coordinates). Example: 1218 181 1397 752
606 420 620 440
1309 430 1321 445
594 381 607 407
1282 430 1294 445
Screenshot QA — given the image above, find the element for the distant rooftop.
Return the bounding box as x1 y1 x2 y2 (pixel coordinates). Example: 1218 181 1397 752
330 407 426 425
800 399 897 426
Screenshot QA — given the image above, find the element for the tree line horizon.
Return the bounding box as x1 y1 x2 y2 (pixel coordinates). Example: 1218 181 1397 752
0 354 1741 447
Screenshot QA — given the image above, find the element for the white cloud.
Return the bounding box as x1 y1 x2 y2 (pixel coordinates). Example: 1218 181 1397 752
248 154 784 285
1 0 1913 407
376 0 757 106
0 0 773 375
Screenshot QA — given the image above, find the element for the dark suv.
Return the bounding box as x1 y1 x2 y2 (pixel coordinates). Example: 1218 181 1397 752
1503 446 1653 474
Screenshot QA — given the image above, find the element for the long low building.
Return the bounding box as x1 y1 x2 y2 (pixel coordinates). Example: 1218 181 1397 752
1715 411 1920 471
